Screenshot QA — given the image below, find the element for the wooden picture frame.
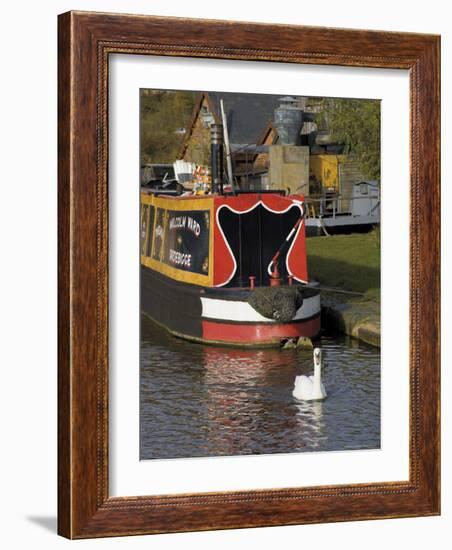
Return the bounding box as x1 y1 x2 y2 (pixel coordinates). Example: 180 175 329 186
58 11 440 539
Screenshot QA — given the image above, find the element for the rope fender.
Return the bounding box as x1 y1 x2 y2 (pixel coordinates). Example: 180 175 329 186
248 286 303 322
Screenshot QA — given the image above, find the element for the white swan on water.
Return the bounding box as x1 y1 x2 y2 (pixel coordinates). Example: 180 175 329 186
293 348 327 401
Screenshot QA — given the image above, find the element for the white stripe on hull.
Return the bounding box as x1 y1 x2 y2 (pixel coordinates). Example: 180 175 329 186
200 293 320 323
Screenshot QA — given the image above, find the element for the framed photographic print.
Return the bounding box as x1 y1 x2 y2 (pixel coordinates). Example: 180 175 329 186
58 11 440 538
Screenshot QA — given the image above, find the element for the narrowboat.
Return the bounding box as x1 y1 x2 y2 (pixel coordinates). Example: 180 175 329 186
140 125 321 347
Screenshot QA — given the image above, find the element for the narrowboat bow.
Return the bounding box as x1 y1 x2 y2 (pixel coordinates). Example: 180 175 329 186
140 189 321 347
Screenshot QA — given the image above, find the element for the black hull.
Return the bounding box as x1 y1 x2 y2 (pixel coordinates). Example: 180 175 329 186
141 265 203 339
305 222 378 237
141 265 321 347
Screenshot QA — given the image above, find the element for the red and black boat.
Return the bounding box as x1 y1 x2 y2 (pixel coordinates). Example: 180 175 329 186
140 189 321 346
140 125 321 347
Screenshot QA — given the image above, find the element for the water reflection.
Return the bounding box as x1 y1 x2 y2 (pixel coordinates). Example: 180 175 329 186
140 315 380 460
293 400 326 449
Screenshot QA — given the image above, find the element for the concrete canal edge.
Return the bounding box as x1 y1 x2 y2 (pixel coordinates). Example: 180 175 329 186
321 301 380 348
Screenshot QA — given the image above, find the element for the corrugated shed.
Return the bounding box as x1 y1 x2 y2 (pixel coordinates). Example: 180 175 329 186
339 158 368 212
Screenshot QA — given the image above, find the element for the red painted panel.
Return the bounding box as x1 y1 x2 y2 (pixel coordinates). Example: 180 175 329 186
286 219 308 282
202 316 320 344
212 193 308 287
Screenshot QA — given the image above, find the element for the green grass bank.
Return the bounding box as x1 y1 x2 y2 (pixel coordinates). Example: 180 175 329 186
306 231 380 347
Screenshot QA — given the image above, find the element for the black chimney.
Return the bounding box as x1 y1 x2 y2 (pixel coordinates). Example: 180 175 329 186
210 123 224 194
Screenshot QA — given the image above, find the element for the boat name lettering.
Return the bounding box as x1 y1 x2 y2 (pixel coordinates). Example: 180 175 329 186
187 217 201 237
169 249 192 268
169 216 186 230
169 215 201 237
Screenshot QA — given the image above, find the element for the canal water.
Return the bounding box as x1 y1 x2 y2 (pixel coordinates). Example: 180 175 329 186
140 314 380 460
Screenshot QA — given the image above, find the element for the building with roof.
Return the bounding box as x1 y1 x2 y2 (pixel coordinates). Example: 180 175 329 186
179 90 368 197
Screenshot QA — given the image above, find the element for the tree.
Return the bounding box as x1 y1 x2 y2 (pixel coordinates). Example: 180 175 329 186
140 90 197 165
320 99 381 180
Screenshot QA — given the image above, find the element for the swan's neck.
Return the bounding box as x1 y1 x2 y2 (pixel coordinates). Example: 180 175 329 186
313 362 322 392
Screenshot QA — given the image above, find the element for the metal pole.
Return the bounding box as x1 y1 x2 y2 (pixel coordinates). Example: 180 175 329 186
210 124 224 194
220 99 234 188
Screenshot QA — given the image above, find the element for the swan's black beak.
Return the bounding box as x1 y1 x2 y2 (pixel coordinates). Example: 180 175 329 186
313 347 322 365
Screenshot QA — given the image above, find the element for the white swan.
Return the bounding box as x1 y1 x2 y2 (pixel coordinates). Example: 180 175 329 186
293 348 327 401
